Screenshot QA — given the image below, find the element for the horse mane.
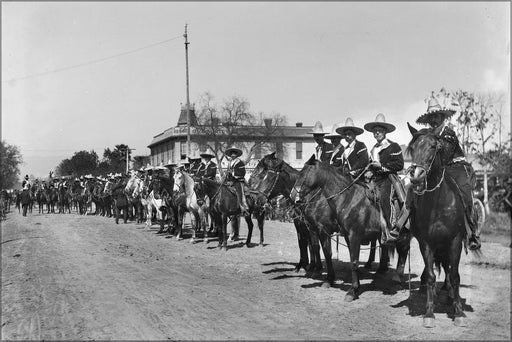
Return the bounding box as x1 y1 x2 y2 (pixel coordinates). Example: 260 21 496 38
406 128 435 158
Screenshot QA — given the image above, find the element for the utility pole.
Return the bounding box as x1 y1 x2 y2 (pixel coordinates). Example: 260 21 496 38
125 148 136 173
184 24 191 158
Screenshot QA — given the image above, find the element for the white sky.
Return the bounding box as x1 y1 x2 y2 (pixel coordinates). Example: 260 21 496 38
2 2 510 178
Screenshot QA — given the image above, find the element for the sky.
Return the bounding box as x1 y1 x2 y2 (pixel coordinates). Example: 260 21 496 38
2 2 510 178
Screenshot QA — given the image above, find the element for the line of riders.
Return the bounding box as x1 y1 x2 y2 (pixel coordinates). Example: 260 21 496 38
12 90 481 250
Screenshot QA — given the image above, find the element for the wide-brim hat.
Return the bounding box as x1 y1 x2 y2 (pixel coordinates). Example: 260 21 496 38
200 151 215 159
225 146 243 157
324 123 343 139
153 165 167 172
336 117 364 136
417 90 459 125
364 113 396 133
164 159 177 167
308 121 328 135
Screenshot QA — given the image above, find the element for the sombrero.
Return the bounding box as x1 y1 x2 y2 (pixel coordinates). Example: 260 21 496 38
309 121 328 135
200 149 216 159
164 159 177 168
324 123 343 139
336 117 364 136
225 146 243 157
416 89 460 125
364 113 396 133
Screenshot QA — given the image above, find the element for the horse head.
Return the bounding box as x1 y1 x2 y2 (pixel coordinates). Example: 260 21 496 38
291 154 324 204
407 122 442 192
173 170 184 193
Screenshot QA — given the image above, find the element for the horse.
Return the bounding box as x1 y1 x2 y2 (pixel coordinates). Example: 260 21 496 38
406 123 478 328
152 173 178 234
251 152 405 283
57 186 71 214
290 155 411 301
196 176 266 250
173 170 208 242
35 187 48 214
124 174 146 224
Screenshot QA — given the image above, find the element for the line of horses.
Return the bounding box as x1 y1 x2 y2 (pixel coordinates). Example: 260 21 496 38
7 125 478 328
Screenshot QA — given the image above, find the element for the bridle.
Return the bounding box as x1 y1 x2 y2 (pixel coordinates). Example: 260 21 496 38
410 137 445 196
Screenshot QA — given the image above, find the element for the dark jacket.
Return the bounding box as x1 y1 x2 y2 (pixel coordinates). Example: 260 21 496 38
227 158 246 181
330 144 345 167
20 189 31 205
437 125 465 165
111 182 128 207
197 161 217 180
369 140 404 177
341 140 369 174
315 141 334 163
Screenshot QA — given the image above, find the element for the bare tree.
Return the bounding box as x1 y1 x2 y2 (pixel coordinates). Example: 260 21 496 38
455 90 507 213
194 92 287 176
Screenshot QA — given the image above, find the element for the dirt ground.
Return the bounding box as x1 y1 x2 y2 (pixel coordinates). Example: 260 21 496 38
1 209 510 340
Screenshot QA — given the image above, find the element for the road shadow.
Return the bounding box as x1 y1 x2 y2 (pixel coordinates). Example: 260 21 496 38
391 281 475 319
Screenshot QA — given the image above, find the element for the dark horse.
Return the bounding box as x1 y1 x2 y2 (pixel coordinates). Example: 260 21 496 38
407 123 478 328
197 177 266 249
251 152 408 284
290 155 411 301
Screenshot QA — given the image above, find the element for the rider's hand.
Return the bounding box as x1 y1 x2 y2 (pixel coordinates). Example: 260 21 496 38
364 170 373 180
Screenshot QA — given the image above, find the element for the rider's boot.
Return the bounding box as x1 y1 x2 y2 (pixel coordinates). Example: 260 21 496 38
468 208 481 250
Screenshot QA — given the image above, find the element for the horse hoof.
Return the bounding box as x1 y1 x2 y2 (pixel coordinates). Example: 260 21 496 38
204 238 208 244
321 282 331 288
391 274 402 284
190 238 195 244
423 317 435 328
344 293 356 302
454 316 467 327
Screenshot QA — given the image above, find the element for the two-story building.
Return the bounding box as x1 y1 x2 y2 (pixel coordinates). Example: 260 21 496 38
147 105 322 173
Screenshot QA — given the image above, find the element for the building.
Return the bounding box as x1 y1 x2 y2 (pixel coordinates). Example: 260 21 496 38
147 105 321 172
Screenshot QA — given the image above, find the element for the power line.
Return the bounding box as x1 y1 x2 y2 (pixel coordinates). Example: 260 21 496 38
3 34 183 83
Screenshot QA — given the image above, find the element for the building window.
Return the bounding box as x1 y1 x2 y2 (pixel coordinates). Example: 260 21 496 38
296 141 302 160
180 141 187 159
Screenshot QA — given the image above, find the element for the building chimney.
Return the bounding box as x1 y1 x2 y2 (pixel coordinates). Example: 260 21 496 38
296 122 303 127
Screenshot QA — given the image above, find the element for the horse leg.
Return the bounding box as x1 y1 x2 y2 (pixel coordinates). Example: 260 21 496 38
257 213 265 247
244 215 254 246
364 239 377 269
450 237 466 326
219 214 228 250
320 231 335 287
190 211 199 243
306 230 323 279
419 242 436 328
376 243 390 274
293 219 310 273
393 231 411 285
345 235 362 302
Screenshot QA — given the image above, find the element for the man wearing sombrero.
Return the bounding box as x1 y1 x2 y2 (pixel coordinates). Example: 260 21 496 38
325 123 345 168
224 146 249 215
416 89 480 250
197 150 217 181
310 121 334 163
336 118 369 178
364 113 406 244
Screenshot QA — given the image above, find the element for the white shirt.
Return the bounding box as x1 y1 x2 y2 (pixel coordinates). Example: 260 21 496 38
343 140 356 159
371 139 390 163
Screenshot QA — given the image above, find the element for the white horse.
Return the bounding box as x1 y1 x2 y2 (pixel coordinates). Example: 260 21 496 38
125 174 164 230
173 169 208 243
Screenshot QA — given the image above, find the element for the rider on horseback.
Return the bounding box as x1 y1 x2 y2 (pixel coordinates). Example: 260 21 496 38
336 118 369 178
196 151 217 180
224 146 249 216
324 123 345 168
416 89 481 250
364 113 407 244
309 121 334 163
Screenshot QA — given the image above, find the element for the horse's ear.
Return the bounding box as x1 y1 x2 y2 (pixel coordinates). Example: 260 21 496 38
269 151 276 159
407 122 418 135
306 154 316 165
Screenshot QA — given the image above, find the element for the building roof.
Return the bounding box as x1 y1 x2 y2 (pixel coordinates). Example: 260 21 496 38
148 124 315 148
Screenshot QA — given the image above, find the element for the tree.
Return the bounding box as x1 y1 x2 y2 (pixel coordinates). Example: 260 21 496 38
454 89 508 213
55 150 99 177
0 140 23 189
102 144 131 173
194 92 287 176
132 155 150 171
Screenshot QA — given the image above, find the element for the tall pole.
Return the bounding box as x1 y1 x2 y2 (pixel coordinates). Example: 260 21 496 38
125 148 136 173
184 24 191 158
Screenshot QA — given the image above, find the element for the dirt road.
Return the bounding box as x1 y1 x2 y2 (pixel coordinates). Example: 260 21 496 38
1 211 510 340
